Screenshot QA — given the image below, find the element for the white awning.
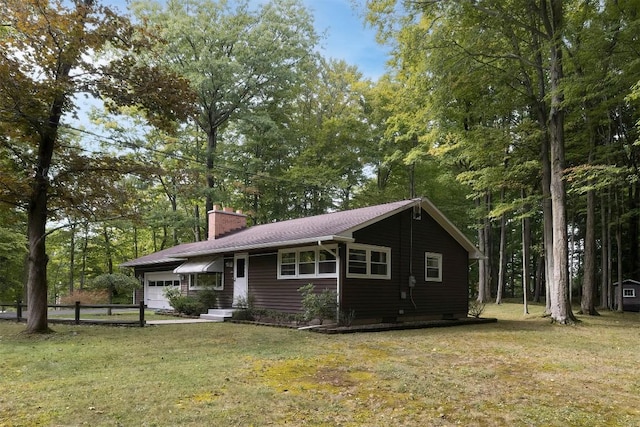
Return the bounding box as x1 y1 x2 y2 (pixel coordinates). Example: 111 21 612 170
173 257 223 274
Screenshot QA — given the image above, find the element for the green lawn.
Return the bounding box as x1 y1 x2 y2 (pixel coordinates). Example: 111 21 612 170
1 303 639 426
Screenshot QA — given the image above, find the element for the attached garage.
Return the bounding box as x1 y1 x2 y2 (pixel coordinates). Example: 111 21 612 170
144 272 180 309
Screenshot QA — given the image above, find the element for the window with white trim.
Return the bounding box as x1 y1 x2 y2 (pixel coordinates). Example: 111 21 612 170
277 246 337 279
190 273 223 290
346 243 391 279
425 252 443 282
623 288 636 298
298 250 316 275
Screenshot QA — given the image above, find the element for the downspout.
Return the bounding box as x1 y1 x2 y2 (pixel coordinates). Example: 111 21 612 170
318 241 340 323
409 201 418 310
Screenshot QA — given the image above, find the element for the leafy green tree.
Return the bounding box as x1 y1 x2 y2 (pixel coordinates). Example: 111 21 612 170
0 0 194 333
132 0 319 217
283 59 373 213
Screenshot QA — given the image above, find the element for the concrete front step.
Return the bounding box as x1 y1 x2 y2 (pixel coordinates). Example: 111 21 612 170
200 308 235 322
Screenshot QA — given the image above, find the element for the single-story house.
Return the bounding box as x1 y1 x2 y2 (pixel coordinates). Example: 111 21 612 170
121 198 483 324
613 279 640 312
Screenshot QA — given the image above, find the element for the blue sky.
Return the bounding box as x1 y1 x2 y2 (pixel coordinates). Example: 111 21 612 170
103 0 389 80
301 0 389 80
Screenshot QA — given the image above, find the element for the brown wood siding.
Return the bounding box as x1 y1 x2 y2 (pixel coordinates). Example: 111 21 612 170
247 252 337 313
342 209 469 321
216 256 235 308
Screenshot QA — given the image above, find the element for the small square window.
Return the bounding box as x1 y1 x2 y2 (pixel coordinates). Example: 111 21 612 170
623 288 636 298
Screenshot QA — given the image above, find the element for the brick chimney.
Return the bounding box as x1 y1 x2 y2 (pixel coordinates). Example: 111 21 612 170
208 205 247 240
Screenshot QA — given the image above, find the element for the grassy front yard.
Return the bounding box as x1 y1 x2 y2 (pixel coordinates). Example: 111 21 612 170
1 303 639 426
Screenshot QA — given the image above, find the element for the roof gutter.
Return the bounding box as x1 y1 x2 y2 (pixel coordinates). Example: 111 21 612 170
177 235 355 258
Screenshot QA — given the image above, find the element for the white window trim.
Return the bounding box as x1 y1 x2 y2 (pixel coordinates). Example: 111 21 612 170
425 252 443 282
623 288 636 298
346 243 391 280
277 245 338 279
189 273 224 291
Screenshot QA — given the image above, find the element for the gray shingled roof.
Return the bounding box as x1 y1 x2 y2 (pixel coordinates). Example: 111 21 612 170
121 198 481 267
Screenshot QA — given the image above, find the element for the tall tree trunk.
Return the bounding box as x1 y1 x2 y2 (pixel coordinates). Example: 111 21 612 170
600 193 609 309
152 229 158 252
69 222 75 295
194 205 201 242
26 174 51 333
616 220 624 312
26 87 69 333
522 192 531 314
581 188 598 315
615 190 624 312
542 0 575 324
172 199 178 247
205 125 218 223
484 193 493 300
134 226 139 259
524 5 553 314
80 223 88 290
541 121 553 315
409 162 416 199
477 195 491 303
23 0 93 334
629 185 639 278
607 194 614 309
477 198 486 302
496 190 507 305
103 226 114 315
103 226 114 275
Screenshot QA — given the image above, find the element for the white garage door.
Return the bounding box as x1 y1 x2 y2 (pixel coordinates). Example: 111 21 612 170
145 272 180 309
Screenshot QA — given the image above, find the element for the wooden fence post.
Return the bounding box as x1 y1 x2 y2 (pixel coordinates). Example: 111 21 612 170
16 300 22 322
75 301 81 325
139 300 145 327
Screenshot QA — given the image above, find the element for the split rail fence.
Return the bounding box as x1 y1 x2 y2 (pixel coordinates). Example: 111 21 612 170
0 300 146 327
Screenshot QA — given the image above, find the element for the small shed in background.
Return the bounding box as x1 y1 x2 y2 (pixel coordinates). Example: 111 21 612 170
613 279 640 312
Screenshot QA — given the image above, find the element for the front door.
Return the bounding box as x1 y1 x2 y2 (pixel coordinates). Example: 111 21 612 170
233 253 248 306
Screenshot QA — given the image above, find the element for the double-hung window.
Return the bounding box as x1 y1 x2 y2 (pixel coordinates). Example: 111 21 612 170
346 243 391 280
425 252 443 282
278 246 337 279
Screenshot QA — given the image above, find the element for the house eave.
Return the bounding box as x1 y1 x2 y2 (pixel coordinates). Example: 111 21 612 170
176 235 355 258
120 258 186 268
